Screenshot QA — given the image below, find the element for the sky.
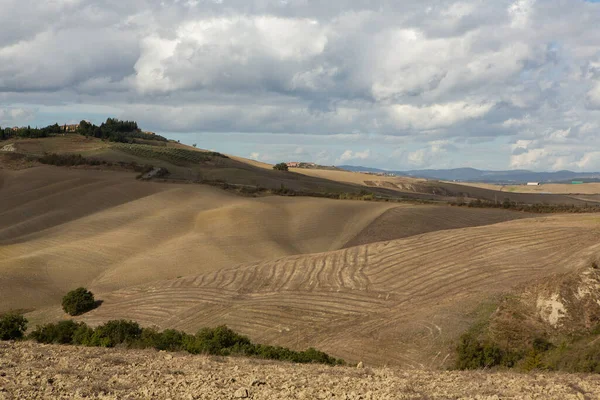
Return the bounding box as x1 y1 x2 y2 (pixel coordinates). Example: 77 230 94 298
1 0 600 171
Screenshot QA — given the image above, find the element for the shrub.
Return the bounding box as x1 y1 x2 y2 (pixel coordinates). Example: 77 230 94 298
89 320 142 347
186 325 253 355
0 313 28 340
456 333 521 370
532 337 554 353
273 163 289 171
39 153 107 167
522 349 545 371
542 339 600 373
139 328 188 351
62 288 96 316
28 320 342 365
72 323 95 346
29 320 81 344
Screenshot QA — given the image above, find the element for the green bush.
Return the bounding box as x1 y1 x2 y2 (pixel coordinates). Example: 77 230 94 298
522 349 545 371
0 313 28 340
89 320 142 347
273 163 289 171
456 333 521 370
39 153 107 167
27 320 342 365
62 288 96 316
29 320 81 344
532 337 554 353
185 325 253 355
72 323 95 346
140 328 187 351
542 339 600 373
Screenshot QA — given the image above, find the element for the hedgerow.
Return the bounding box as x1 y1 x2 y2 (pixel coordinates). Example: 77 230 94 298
26 321 344 365
451 198 600 213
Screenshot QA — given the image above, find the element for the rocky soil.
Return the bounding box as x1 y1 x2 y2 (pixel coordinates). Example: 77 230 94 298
1 342 600 399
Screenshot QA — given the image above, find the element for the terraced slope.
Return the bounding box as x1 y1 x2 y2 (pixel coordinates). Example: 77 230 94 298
2 165 538 313
63 214 600 367
0 166 399 312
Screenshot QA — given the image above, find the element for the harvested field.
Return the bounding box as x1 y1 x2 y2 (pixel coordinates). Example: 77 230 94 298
0 166 399 312
289 168 426 187
457 181 600 195
3 341 599 400
343 205 531 248
289 167 597 206
435 181 596 206
2 166 538 315
5 135 109 155
41 214 600 367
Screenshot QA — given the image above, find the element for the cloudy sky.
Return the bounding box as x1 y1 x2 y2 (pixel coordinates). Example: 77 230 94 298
1 0 600 171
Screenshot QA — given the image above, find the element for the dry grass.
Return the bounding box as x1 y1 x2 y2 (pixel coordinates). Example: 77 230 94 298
457 181 600 195
5 141 600 373
0 166 398 312
290 168 427 190
5 135 109 155
33 213 600 368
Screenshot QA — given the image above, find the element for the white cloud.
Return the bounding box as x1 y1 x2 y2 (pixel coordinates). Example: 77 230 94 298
337 149 371 164
587 81 600 109
389 101 494 130
0 107 35 126
2 0 600 170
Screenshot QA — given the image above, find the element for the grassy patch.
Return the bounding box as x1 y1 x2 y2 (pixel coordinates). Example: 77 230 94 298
455 298 600 373
112 143 228 166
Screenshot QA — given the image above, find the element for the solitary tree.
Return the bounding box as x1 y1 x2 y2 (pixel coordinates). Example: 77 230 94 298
0 313 28 340
62 288 97 316
273 163 289 171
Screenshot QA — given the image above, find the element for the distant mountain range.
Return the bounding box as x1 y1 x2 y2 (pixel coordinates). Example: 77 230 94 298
337 166 600 184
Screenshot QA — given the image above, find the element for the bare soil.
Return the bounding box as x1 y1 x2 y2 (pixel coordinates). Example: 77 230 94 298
1 341 599 399
343 205 530 248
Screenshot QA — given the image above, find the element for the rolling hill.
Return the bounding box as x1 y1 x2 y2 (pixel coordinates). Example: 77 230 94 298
25 211 600 367
0 164 531 314
0 166 399 312
3 134 600 371
338 165 600 184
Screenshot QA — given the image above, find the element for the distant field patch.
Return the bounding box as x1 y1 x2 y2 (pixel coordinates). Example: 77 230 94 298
112 143 228 166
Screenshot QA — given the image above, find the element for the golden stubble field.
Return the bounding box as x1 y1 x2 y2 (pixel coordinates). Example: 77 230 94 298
3 161 600 368
0 166 399 312
457 181 600 195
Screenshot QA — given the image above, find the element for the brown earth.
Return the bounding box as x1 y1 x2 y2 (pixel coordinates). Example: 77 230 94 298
457 181 600 195
5 135 109 156
4 137 600 375
27 214 600 368
343 206 532 248
0 166 398 312
290 167 598 206
4 135 596 206
1 165 535 315
1 341 599 400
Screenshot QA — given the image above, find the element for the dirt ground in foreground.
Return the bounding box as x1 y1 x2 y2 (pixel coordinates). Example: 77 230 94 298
1 342 599 400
